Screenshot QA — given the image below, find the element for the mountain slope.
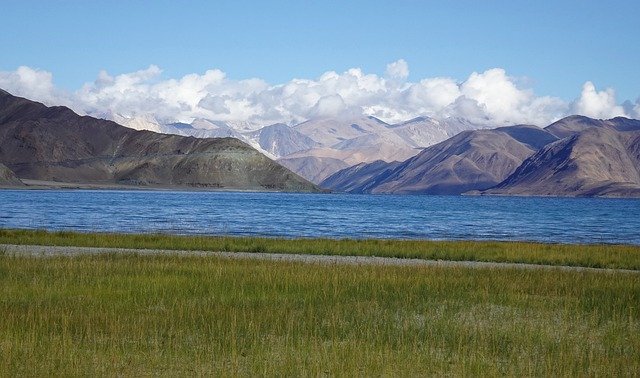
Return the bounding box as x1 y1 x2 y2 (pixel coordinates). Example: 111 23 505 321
0 89 319 191
0 163 23 186
277 156 351 184
246 123 320 157
486 118 640 197
107 113 488 184
544 115 607 138
390 116 483 148
320 160 403 193
294 116 391 147
322 125 558 194
282 115 488 183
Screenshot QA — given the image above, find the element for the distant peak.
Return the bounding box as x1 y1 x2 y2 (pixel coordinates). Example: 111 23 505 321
557 115 597 122
366 115 389 125
405 116 432 124
264 122 290 129
609 116 632 122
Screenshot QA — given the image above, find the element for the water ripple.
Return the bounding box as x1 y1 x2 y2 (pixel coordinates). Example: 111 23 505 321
1 190 639 244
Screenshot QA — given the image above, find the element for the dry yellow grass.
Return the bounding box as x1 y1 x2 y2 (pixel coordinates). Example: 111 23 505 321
1 253 639 375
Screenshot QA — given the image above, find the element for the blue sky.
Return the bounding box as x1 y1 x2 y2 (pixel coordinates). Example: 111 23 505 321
2 0 638 100
1 1 638 125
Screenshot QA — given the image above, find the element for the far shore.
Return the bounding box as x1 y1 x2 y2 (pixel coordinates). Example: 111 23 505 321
3 180 640 198
1 179 324 193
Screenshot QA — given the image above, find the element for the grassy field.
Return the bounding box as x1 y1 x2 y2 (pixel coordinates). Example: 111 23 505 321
0 253 638 375
2 228 640 269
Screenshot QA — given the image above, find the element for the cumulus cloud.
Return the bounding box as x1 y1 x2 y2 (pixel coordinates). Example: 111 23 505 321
571 82 626 119
456 68 568 125
443 97 489 123
0 66 74 108
385 59 409 80
198 95 231 114
0 62 635 127
308 94 349 118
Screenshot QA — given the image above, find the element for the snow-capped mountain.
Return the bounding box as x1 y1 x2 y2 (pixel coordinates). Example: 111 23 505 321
277 115 487 182
110 113 166 133
246 123 320 157
391 116 492 148
293 116 392 147
106 113 488 184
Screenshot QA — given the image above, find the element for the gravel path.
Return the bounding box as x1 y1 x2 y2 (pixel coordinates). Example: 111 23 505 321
2 244 638 274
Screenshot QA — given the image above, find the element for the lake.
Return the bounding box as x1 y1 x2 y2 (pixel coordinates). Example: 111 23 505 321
1 190 639 245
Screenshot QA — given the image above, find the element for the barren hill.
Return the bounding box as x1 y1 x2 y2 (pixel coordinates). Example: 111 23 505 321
322 125 557 194
0 89 319 192
487 119 640 197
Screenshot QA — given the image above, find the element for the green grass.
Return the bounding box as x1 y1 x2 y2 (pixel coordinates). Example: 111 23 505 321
0 254 638 375
2 228 640 269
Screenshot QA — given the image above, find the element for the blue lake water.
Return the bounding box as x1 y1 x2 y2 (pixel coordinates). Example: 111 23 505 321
1 190 639 244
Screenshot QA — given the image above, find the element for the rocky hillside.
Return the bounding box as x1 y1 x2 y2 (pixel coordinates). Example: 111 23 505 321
247 123 320 157
321 160 403 193
486 118 640 197
0 163 23 186
323 115 640 197
322 125 558 195
278 116 483 183
113 113 486 184
0 89 319 192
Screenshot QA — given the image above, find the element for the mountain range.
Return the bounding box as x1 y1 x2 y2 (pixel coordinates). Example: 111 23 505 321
321 115 640 197
111 113 488 183
0 89 319 191
486 116 640 197
3 88 640 197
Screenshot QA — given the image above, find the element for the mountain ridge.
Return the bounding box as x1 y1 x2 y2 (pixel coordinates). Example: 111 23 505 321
322 116 640 197
486 119 640 197
322 124 558 194
0 89 319 192
102 112 489 183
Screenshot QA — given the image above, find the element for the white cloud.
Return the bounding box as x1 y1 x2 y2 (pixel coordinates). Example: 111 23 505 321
456 68 568 125
308 94 352 118
461 69 530 123
0 62 635 127
571 81 626 119
0 66 74 108
385 59 409 80
399 77 462 117
198 94 231 114
442 97 489 123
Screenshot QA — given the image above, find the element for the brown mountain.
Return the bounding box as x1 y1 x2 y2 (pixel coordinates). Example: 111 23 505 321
486 117 640 197
0 89 319 191
322 125 558 194
320 160 403 193
544 115 607 138
278 155 351 184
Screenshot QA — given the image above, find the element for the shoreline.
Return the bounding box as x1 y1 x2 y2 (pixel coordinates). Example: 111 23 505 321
2 181 640 198
1 229 639 270
0 179 324 193
3 243 639 274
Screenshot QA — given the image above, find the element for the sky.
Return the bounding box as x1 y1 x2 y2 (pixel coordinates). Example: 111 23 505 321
1 0 639 126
